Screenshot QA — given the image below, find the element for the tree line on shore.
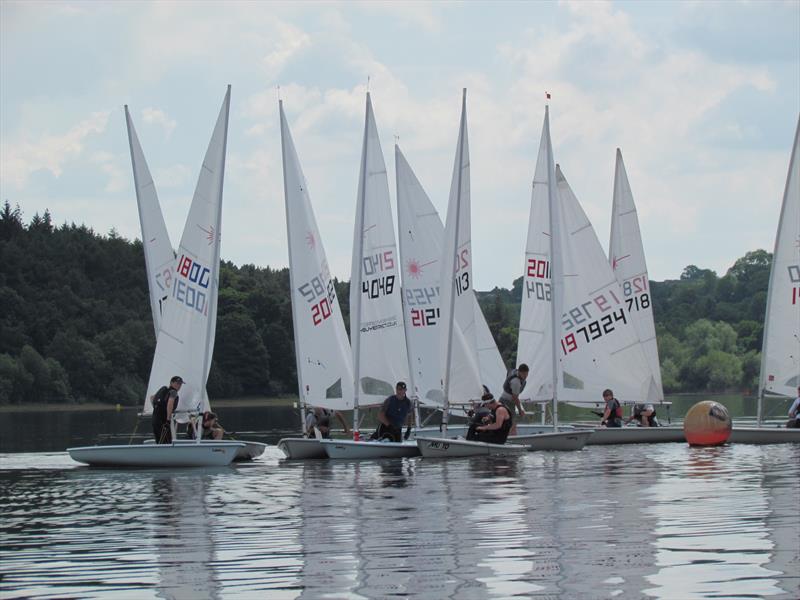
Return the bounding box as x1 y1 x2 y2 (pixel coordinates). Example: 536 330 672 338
0 201 770 405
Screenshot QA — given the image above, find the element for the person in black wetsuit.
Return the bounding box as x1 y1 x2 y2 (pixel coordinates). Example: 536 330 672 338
467 393 513 444
150 375 183 444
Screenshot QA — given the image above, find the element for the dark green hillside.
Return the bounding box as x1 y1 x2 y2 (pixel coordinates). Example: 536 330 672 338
1 201 772 405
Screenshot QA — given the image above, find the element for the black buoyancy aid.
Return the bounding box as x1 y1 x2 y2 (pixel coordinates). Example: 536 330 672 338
502 370 527 396
152 386 170 422
490 404 513 443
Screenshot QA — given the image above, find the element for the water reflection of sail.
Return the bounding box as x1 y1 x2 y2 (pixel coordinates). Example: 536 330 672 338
761 446 800 597
151 474 219 600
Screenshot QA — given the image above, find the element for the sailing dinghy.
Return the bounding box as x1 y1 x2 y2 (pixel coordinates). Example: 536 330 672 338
414 90 525 458
730 116 800 444
124 104 264 461
276 100 355 460
569 149 683 445
69 87 246 467
319 92 419 459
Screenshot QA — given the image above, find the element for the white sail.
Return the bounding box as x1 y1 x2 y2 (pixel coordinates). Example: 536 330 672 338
280 100 354 410
759 116 800 406
439 89 483 418
396 145 505 407
125 107 175 336
517 109 556 402
144 86 231 415
554 165 653 405
475 300 508 396
608 149 663 403
350 93 408 409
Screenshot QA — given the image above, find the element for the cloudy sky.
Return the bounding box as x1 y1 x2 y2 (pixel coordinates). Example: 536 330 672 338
1 1 798 290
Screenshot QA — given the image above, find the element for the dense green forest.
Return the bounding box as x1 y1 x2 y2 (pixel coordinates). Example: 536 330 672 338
0 201 771 405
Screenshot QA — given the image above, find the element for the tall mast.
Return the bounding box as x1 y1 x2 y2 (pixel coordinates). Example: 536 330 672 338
279 100 308 432
544 105 560 430
442 88 468 436
351 93 371 439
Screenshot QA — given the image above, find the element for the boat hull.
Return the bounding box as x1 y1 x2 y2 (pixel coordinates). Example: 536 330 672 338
277 437 326 459
144 438 266 461
67 442 243 467
728 426 800 444
415 436 526 458
414 423 573 437
321 439 420 459
573 425 686 445
509 430 593 451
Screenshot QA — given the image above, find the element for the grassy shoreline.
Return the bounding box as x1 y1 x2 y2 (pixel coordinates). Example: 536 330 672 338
0 396 299 413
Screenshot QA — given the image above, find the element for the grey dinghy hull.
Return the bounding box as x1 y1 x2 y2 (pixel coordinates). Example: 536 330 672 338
573 425 686 445
277 437 326 459
320 439 421 459
144 438 266 461
415 436 526 458
67 441 244 467
509 429 593 451
728 426 800 444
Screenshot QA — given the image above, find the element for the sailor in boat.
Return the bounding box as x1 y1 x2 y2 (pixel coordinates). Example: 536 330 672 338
305 407 350 439
787 387 800 429
150 375 183 444
499 364 529 436
466 391 512 444
370 381 412 442
600 388 623 428
192 411 224 440
626 403 659 427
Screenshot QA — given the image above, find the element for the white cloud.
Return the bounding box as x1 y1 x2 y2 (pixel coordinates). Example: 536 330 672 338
90 151 127 193
0 110 110 189
141 107 177 138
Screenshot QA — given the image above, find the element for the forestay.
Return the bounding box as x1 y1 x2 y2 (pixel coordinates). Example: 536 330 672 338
125 107 174 336
439 90 484 420
144 87 231 416
396 146 506 408
350 94 408 409
280 101 354 410
608 149 663 404
759 116 800 406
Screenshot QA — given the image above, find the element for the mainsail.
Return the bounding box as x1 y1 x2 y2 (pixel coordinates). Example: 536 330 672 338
439 89 484 428
396 145 506 408
144 86 231 415
608 149 663 404
280 100 354 410
518 106 652 415
125 107 175 336
350 93 408 424
758 115 800 418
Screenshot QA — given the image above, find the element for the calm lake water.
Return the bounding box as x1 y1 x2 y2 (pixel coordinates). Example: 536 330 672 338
1 403 798 599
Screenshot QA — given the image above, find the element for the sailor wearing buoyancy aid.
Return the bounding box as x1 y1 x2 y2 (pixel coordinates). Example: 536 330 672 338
499 364 529 436
600 388 623 427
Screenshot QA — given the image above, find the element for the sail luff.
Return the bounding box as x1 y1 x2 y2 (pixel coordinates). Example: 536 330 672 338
758 115 800 422
200 85 231 395
544 107 561 429
350 93 371 435
279 100 308 430
441 89 469 433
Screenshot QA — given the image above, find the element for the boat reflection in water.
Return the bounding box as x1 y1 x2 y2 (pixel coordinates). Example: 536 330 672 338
151 472 221 600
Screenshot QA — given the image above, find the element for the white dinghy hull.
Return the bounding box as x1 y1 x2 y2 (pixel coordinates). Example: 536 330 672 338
574 425 685 445
415 436 526 458
509 429 593 451
144 438 266 461
277 437 326 459
729 427 800 445
68 442 243 467
321 439 420 459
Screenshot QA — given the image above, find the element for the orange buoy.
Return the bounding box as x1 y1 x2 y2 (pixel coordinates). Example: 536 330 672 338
683 400 732 446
